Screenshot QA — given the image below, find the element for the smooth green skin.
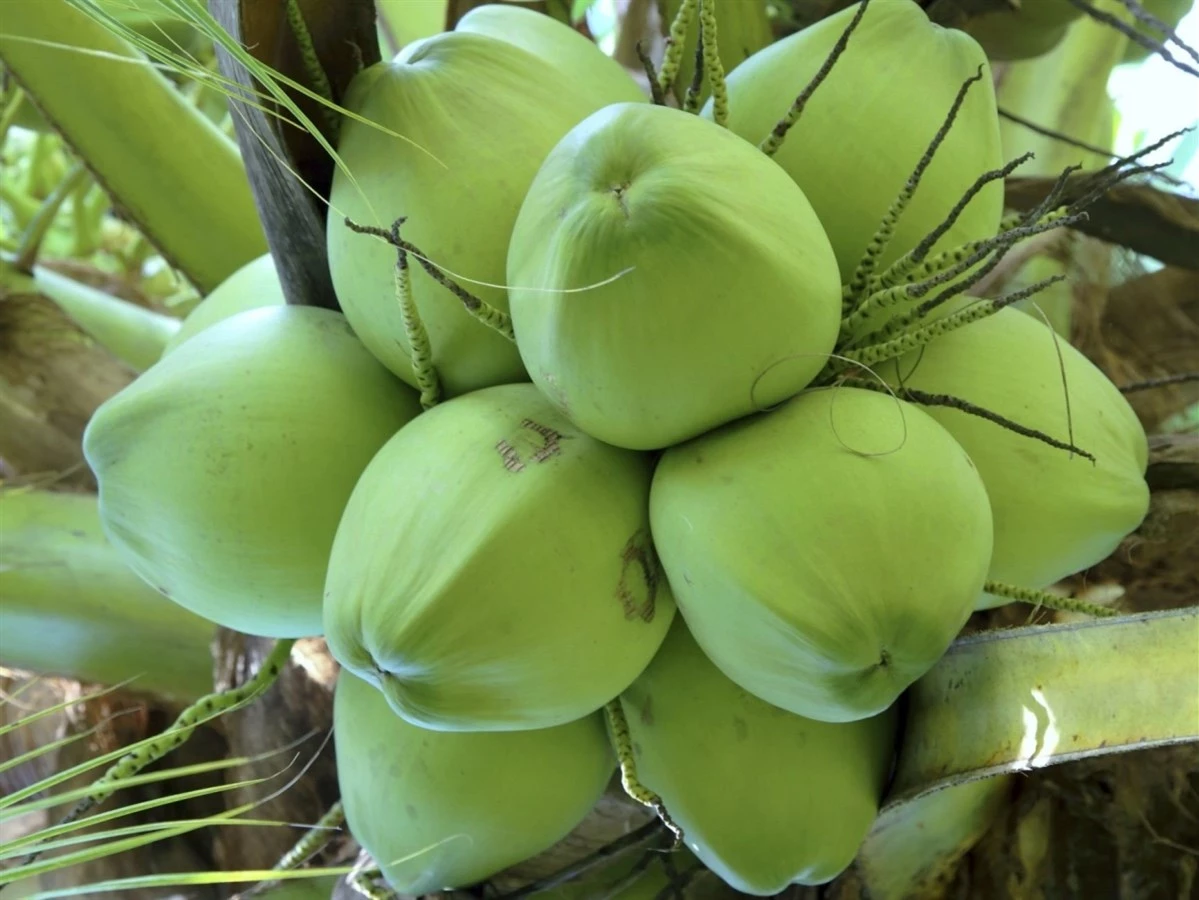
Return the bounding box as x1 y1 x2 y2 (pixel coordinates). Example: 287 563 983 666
83 306 421 638
507 102 842 451
162 253 286 354
0 488 215 701
327 31 645 398
620 619 898 894
334 670 614 895
455 4 647 101
708 0 1004 283
324 382 677 732
650 387 993 724
878 305 1149 606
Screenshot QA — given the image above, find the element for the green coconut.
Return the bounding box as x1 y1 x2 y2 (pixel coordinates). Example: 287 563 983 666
327 31 645 399
83 306 421 638
323 382 676 732
879 303 1149 606
650 386 993 723
334 670 613 896
618 618 897 894
162 253 285 354
708 0 1004 282
507 101 842 451
454 4 647 99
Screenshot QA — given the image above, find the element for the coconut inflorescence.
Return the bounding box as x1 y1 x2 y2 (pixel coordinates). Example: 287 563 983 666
80 0 1158 893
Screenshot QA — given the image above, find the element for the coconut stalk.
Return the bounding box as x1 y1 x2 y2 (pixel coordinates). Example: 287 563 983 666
207 0 380 308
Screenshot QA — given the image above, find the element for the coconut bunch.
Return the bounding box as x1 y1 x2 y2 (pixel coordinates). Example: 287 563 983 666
79 1 1155 896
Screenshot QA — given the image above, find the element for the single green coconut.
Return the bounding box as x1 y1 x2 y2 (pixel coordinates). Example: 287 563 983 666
327 31 645 398
454 4 647 100
162 253 285 354
83 306 421 638
709 0 1004 282
334 670 613 896
878 303 1149 606
323 382 676 732
507 102 842 451
618 618 898 894
650 386 993 723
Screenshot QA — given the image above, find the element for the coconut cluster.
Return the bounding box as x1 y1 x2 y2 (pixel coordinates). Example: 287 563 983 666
81 1 1152 896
